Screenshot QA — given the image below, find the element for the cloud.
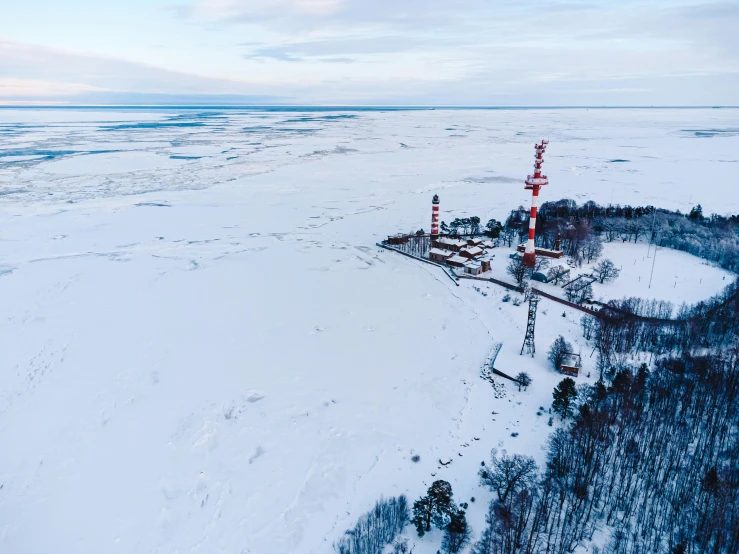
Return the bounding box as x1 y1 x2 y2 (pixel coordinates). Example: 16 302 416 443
242 36 437 62
0 40 281 103
1 1 738 105
0 78 106 98
194 0 345 22
319 57 354 63
191 0 521 37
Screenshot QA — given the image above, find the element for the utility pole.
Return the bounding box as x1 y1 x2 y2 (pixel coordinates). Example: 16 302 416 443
646 209 655 258
649 242 658 289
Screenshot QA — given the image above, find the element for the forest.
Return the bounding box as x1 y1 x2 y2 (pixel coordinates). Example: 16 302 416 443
470 202 739 553
502 199 739 273
472 352 739 554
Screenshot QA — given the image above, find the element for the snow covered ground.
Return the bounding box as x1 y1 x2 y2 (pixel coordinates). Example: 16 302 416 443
484 242 732 307
0 108 737 554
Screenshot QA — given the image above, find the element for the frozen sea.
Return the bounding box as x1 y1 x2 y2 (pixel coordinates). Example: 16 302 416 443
2 107 739 213
0 107 737 554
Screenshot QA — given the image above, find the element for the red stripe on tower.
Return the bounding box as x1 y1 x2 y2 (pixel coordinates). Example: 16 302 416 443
522 140 549 268
431 194 440 237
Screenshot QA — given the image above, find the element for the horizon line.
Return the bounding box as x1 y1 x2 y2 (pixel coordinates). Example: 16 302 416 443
0 104 737 110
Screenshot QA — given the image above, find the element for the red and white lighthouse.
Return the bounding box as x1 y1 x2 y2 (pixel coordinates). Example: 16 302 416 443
431 194 440 238
522 140 549 268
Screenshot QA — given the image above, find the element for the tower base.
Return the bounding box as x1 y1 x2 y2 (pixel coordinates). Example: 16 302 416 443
522 251 536 268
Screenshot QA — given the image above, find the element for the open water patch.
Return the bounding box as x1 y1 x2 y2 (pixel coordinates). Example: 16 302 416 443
167 112 226 121
681 128 739 138
135 201 171 207
0 148 121 168
102 122 206 131
463 175 520 184
282 114 357 123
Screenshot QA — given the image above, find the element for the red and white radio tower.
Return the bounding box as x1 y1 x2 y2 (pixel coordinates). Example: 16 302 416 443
431 194 440 238
522 140 549 268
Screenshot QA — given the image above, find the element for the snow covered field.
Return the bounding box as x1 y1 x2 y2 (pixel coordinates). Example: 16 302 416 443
484 242 732 307
0 108 737 554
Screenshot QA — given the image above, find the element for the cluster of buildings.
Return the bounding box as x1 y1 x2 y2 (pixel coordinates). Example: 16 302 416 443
429 237 493 275
428 196 495 274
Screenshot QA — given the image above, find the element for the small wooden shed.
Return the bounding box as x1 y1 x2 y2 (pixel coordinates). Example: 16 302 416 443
560 353 581 377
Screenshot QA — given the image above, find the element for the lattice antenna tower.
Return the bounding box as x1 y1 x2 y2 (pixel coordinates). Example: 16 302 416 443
522 140 549 268
520 290 540 357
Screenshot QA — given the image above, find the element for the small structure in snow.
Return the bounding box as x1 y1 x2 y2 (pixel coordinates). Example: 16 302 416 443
446 254 467 268
560 353 581 377
466 238 483 247
460 246 483 259
387 234 410 245
464 261 482 275
517 244 564 259
434 237 467 252
429 248 453 263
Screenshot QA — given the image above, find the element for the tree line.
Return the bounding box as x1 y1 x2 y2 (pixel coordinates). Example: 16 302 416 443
503 198 739 273
471 220 739 553
472 351 739 554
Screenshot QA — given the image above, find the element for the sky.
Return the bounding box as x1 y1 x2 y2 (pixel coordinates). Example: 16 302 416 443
0 0 737 105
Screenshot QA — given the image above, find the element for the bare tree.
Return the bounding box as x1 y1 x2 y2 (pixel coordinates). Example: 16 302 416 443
334 496 409 554
548 335 572 370
594 258 620 283
534 256 550 273
547 265 570 285
506 258 527 285
565 281 593 303
581 235 603 263
479 450 538 503
516 372 532 391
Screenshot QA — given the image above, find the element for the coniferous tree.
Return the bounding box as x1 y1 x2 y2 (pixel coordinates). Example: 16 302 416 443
485 218 503 238
552 377 578 419
442 510 471 553
411 480 456 537
688 204 704 221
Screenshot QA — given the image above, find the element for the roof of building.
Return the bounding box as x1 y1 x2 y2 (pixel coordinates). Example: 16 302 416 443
461 246 483 256
562 353 581 367
437 237 467 247
447 255 467 265
429 248 453 257
464 260 482 268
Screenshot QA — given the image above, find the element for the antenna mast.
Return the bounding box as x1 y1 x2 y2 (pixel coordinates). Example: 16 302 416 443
520 290 540 357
